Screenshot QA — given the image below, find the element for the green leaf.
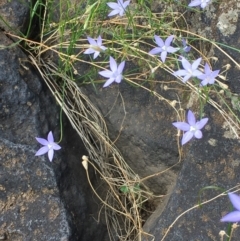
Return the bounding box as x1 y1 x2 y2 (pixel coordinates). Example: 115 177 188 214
120 185 129 193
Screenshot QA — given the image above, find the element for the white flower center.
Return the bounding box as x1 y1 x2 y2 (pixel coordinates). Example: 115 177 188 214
48 144 53 149
206 76 210 82
187 69 193 75
112 71 119 78
190 126 197 132
90 45 100 51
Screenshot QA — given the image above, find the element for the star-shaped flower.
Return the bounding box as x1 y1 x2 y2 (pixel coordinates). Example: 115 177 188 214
172 110 208 145
197 63 220 86
107 0 130 17
84 36 107 59
173 57 202 83
149 35 180 63
35 131 61 162
188 0 211 9
221 193 240 223
99 56 125 88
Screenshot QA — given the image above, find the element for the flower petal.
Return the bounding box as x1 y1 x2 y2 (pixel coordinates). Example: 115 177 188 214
117 61 125 74
172 122 190 131
201 2 208 8
103 78 115 88
208 79 215 85
99 70 113 78
166 46 180 53
188 0 202 7
107 2 119 9
96 36 102 46
204 63 211 74
211 69 220 78
192 69 203 77
187 110 196 126
109 56 117 72
197 73 207 81
195 118 208 129
229 193 240 211
52 143 61 150
182 131 194 145
149 47 162 55
108 9 120 16
200 79 209 86
182 74 192 83
100 46 107 51
181 57 191 70
173 69 188 77
35 146 49 156
123 0 130 8
48 149 54 162
47 131 54 143
165 35 174 46
93 51 100 59
221 211 240 223
84 48 95 54
194 129 202 139
115 74 122 83
154 35 164 47
36 137 48 145
192 57 202 70
87 36 97 46
118 9 125 16
160 51 167 63
184 46 191 52
182 38 187 46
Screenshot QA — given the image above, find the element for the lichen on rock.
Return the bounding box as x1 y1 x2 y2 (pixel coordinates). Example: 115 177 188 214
217 1 239 36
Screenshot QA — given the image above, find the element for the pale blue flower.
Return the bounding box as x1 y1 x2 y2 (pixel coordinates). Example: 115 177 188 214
35 131 61 162
99 56 125 88
188 0 211 8
149 35 180 63
172 110 208 145
221 193 240 223
173 57 202 83
84 36 107 59
107 0 130 17
197 63 220 86
182 38 191 53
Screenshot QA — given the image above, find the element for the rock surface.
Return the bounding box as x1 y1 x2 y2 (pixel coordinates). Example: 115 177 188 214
0 30 69 240
0 0 30 33
142 106 240 240
0 30 108 240
81 82 181 196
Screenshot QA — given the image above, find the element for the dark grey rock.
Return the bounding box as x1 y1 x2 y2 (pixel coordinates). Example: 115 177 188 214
53 118 109 241
0 30 70 241
0 31 108 241
142 108 240 240
0 138 69 241
81 80 181 196
0 0 30 33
